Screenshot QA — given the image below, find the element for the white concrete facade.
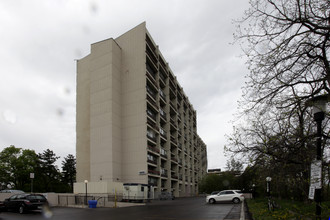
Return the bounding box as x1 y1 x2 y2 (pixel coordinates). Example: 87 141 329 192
76 22 207 197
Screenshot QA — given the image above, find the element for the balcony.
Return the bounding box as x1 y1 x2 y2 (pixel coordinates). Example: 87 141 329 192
148 176 158 186
148 169 160 176
148 159 157 166
147 95 158 111
146 33 157 52
147 118 158 132
171 174 178 180
147 129 157 143
161 168 168 177
146 72 158 90
170 101 177 113
146 61 157 79
171 156 178 163
159 127 167 139
177 101 181 109
170 135 177 145
159 71 166 87
147 154 158 165
146 108 157 121
159 108 167 121
147 86 157 100
177 114 181 122
160 148 167 158
146 45 158 67
169 86 176 100
159 55 166 71
170 118 178 131
148 145 160 154
159 89 166 101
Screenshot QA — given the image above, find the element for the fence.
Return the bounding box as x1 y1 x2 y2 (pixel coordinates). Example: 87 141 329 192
58 194 123 207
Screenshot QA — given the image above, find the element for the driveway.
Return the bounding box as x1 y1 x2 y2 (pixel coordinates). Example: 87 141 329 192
0 197 243 220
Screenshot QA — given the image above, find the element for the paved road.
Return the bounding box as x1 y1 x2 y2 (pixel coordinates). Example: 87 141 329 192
0 197 242 220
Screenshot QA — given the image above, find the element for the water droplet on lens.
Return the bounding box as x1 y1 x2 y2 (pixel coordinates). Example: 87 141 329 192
3 110 17 124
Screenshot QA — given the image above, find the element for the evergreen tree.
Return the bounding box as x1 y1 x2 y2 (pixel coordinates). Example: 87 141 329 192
61 154 76 192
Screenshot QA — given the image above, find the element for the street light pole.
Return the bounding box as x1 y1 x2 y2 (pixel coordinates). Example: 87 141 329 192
84 180 88 205
266 177 272 198
30 173 34 193
306 94 329 219
313 105 324 220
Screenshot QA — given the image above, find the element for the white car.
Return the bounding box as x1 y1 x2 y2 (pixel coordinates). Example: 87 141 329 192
206 190 244 204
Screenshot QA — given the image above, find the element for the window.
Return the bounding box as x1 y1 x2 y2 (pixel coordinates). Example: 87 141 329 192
17 195 26 199
10 195 17 200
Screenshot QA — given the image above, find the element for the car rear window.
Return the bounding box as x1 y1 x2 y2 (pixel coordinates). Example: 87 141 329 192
27 195 46 200
10 195 18 200
17 195 26 199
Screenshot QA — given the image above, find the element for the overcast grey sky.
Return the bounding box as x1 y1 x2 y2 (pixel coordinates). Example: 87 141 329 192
0 0 249 170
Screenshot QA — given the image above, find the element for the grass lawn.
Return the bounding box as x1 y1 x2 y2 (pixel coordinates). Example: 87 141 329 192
246 198 330 220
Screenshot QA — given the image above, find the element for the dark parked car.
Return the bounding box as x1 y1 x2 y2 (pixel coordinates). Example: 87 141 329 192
0 200 4 212
159 192 175 200
3 193 48 214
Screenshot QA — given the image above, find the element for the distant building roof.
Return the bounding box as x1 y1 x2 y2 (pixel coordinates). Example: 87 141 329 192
207 168 221 174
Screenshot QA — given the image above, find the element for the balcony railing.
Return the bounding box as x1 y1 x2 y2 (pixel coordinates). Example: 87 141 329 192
159 56 166 70
159 89 166 100
159 108 166 120
159 127 167 138
161 168 168 177
170 136 177 145
147 153 157 164
147 72 158 89
171 174 178 180
147 96 158 110
146 34 157 52
148 169 160 176
148 145 160 154
147 109 156 121
148 177 158 186
160 148 167 158
159 71 166 85
171 156 178 163
147 129 157 142
146 45 158 66
147 86 157 100
147 118 158 132
146 61 157 78
148 158 157 165
170 101 177 112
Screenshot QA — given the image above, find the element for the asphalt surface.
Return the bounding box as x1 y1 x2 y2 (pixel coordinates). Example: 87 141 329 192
0 197 243 220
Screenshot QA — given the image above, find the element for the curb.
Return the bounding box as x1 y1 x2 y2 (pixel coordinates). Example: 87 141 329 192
240 201 245 220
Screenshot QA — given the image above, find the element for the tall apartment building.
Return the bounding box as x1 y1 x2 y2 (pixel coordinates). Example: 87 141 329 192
76 22 207 197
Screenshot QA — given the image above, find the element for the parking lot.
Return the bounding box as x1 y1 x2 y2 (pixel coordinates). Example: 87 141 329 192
0 197 244 220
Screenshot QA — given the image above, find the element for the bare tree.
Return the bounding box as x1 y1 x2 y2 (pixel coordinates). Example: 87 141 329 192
235 0 330 110
227 0 330 200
